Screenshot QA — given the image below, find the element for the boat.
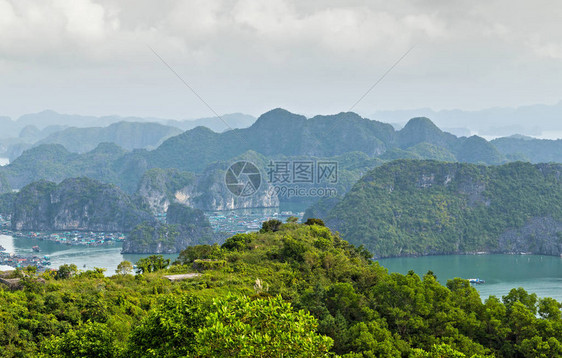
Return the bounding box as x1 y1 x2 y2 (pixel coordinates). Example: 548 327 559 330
468 278 485 284
32 246 41 252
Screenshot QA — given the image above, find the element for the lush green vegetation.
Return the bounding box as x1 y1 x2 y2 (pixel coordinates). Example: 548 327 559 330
0 143 129 191
320 160 562 257
123 203 217 253
11 177 153 232
0 172 11 194
407 143 457 162
0 192 16 216
6 110 552 198
125 222 179 247
456 136 505 165
2 222 562 357
492 136 562 164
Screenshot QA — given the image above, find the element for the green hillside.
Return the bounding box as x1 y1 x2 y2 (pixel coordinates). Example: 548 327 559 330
11 177 154 232
1 110 559 211
2 222 562 357
320 160 562 257
0 172 10 194
492 136 562 163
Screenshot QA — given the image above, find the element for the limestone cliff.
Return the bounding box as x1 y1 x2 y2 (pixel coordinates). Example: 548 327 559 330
135 168 195 214
11 177 154 232
136 164 278 214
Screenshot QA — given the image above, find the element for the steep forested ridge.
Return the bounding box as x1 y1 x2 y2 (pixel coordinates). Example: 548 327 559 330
11 177 154 232
318 160 562 257
492 136 562 163
0 172 10 194
121 203 218 254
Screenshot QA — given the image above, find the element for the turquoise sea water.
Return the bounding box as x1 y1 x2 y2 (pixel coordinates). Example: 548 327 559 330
0 234 176 275
377 254 562 302
3 231 562 302
0 204 309 275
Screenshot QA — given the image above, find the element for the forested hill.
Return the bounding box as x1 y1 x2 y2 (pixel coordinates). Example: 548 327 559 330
314 160 562 258
0 172 10 194
492 135 562 163
2 221 562 357
11 177 154 232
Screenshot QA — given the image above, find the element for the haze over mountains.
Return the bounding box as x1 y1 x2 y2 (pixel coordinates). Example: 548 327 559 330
371 100 562 139
1 107 562 259
0 111 256 159
0 110 256 138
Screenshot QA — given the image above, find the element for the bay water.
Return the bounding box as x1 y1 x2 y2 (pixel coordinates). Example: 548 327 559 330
0 234 177 275
4 229 562 302
378 254 562 302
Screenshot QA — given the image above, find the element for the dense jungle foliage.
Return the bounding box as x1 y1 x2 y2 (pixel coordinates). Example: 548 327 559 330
321 160 562 257
2 221 562 357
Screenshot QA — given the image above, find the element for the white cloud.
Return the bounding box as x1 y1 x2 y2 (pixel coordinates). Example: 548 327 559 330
1 0 562 119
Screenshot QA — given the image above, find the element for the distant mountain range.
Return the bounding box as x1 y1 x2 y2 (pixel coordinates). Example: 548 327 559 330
371 100 562 138
0 108 560 210
35 122 182 154
0 110 256 138
0 111 257 159
142 109 557 172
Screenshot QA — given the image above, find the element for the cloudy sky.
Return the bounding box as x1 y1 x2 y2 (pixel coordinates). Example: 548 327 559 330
1 0 562 120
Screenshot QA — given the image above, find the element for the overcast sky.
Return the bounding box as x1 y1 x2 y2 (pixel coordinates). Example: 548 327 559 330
1 0 562 121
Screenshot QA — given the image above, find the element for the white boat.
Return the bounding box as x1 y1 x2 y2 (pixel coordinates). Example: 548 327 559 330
468 278 485 284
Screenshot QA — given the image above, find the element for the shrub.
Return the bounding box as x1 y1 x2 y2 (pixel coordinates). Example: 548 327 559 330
305 218 325 226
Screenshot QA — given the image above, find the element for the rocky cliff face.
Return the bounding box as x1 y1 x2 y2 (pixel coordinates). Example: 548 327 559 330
135 168 195 214
177 163 279 211
137 164 278 214
121 203 224 254
11 177 154 232
498 217 562 256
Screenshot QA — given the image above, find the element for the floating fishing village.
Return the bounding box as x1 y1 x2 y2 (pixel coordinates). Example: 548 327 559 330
205 210 305 234
0 250 51 270
1 214 127 269
4 230 126 246
0 209 304 270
